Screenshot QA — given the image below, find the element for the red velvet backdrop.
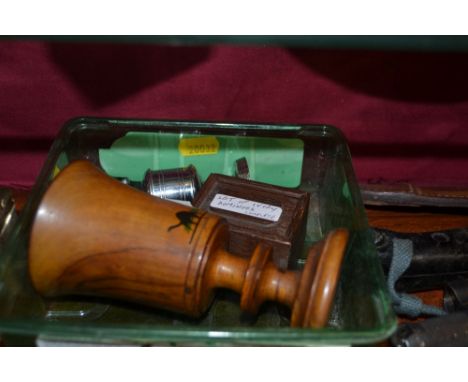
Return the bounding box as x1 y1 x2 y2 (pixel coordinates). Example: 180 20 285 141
1 40 468 187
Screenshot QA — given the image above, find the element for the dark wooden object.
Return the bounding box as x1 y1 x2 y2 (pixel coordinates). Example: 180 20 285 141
367 207 468 233
193 174 310 270
361 183 468 208
28 160 349 328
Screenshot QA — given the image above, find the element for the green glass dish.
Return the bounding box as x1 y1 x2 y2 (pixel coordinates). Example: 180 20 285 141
0 117 396 345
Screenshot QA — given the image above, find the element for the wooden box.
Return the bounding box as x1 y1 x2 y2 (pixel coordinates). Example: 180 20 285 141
193 174 309 270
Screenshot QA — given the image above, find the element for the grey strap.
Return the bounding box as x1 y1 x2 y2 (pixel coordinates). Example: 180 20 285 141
387 238 446 317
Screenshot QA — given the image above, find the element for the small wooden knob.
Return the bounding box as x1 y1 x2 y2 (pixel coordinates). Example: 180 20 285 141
291 228 349 328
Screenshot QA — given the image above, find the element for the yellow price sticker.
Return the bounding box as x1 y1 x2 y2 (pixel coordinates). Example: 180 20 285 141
178 136 219 157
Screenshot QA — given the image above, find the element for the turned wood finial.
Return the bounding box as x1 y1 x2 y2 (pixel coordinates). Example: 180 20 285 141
29 160 349 328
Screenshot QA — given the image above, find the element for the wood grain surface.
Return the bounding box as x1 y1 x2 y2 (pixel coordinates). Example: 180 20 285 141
366 206 468 233
193 173 310 270
9 177 468 339
28 160 349 328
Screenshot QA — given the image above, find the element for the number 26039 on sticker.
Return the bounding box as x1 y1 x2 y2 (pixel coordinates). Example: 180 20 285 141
178 137 220 157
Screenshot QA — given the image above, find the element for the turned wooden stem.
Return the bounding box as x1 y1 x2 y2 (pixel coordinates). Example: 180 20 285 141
205 246 301 314
205 249 249 292
29 160 349 328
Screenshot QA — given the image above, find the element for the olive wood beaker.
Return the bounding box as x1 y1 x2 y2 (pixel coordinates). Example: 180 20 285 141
29 160 349 328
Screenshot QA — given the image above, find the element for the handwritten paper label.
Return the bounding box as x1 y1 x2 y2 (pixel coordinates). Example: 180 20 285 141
210 194 282 222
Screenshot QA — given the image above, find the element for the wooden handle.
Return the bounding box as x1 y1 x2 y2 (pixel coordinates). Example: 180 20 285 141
29 160 349 327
